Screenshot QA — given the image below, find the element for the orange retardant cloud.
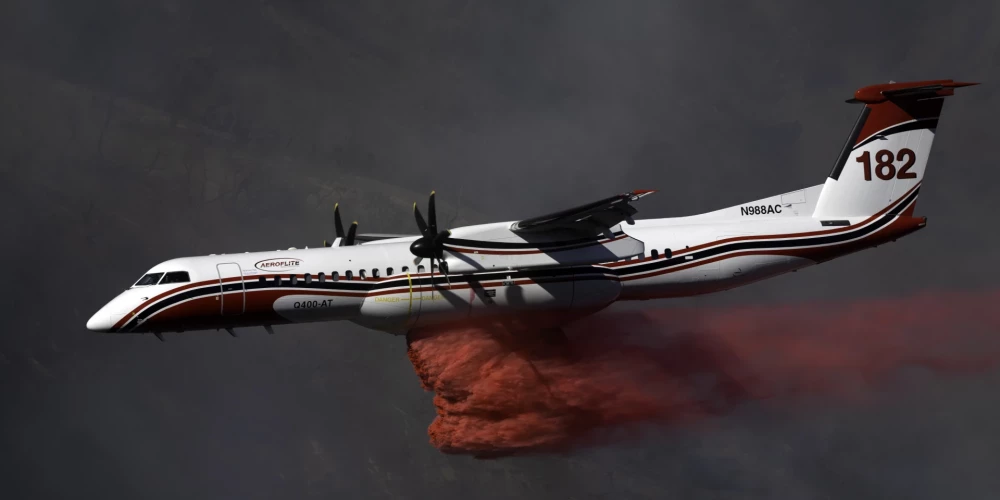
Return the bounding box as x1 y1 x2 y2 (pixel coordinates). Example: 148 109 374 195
406 289 1000 456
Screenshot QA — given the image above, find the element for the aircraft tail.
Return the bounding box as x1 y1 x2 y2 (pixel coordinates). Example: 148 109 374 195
812 80 977 219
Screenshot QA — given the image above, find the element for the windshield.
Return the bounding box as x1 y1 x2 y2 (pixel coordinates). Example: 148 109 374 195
160 271 190 284
133 273 163 287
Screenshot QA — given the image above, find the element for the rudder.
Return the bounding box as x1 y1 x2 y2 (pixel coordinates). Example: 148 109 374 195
813 80 977 218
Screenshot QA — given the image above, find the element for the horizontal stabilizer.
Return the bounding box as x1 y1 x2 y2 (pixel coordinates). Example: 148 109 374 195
847 80 978 104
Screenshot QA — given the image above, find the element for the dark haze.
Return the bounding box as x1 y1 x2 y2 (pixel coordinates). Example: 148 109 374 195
1 0 999 498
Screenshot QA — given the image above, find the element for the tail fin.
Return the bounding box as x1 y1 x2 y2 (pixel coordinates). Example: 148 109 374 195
813 80 977 218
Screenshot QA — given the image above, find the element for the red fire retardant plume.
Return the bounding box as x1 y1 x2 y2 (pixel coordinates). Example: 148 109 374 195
406 289 1000 456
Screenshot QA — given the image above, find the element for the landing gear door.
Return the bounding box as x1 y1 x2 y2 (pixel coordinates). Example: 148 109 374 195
216 263 245 315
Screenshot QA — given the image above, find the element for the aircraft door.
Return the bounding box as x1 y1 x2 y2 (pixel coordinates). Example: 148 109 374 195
216 263 245 315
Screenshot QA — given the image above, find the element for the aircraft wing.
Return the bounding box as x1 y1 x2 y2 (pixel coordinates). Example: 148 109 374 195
354 233 417 243
510 190 656 236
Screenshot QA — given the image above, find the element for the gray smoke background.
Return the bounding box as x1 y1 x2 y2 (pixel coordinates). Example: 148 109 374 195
1 0 998 498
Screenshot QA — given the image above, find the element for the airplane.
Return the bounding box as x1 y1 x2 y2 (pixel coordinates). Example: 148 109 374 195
87 79 977 341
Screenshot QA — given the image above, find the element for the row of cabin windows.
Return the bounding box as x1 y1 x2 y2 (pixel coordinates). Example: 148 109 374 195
650 248 672 259
250 250 672 286
249 252 678 286
256 265 432 285
624 249 674 261
617 249 675 262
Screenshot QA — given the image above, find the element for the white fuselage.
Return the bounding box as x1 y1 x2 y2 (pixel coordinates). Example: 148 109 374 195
86 183 926 336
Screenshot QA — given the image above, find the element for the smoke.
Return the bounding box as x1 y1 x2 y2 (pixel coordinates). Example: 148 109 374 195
406 289 1000 456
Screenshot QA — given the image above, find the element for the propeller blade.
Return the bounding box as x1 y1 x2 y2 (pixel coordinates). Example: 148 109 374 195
334 203 345 238
346 221 358 246
413 203 428 235
428 191 438 234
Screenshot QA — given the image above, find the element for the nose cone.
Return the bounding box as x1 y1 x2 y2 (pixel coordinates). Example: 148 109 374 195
86 310 114 332
87 290 142 332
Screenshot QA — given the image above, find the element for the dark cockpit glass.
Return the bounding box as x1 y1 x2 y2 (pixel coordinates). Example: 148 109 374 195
160 271 190 284
133 273 163 287
132 271 190 288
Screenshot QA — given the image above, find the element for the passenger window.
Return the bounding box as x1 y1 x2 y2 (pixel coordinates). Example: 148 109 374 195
417 265 425 273
401 266 409 273
440 261 449 273
372 268 380 278
305 273 312 284
346 271 353 280
160 271 190 284
273 275 281 285
318 272 326 283
387 267 393 276
290 275 298 285
664 248 672 259
258 276 265 284
332 271 340 282
651 249 659 258
359 269 367 279
133 273 163 287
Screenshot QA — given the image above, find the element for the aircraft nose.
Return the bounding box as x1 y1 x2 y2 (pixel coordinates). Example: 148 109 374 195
86 310 113 332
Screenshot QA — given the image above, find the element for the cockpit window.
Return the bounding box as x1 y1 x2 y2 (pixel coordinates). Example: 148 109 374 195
160 271 190 284
133 273 163 287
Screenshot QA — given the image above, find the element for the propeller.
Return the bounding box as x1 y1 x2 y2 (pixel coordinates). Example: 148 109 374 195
345 221 357 246
323 203 358 247
410 191 452 283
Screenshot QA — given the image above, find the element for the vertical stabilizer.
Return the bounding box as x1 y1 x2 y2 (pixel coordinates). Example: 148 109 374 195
813 80 976 218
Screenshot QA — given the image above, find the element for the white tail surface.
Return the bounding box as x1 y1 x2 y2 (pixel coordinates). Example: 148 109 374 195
813 80 976 219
